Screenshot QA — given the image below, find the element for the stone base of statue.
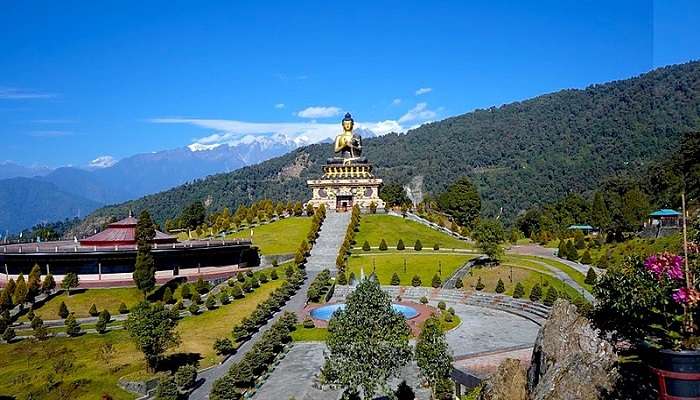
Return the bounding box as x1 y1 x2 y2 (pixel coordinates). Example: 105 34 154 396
306 161 385 212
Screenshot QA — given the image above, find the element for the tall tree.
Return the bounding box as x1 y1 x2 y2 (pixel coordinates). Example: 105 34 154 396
380 184 411 207
125 301 181 372
471 219 505 261
12 274 28 307
590 191 611 231
436 177 481 229
133 210 157 297
622 188 650 231
61 272 79 295
27 264 42 299
415 315 453 394
323 278 412 398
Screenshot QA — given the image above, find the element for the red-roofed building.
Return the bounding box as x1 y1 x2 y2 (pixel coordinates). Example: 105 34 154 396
80 216 177 247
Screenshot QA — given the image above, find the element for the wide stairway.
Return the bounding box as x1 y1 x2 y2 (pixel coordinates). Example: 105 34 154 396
305 211 351 272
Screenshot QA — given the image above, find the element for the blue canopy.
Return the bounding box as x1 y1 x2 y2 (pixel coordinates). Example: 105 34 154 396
568 224 595 230
649 209 681 217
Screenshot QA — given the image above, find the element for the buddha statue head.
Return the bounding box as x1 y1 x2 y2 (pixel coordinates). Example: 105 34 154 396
342 112 354 133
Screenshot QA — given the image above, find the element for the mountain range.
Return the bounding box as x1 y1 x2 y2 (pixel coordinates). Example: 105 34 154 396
74 61 700 234
0 137 300 232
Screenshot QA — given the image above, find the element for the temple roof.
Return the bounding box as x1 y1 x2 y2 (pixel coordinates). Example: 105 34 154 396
649 209 681 217
80 217 176 247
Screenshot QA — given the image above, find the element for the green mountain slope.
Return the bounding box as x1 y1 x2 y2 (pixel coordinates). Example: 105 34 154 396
0 177 102 233
80 61 700 231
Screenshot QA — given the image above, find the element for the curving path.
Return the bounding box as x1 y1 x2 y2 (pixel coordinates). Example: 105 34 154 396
509 244 603 275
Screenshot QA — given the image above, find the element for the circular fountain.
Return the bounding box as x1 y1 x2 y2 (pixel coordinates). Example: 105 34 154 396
310 303 419 321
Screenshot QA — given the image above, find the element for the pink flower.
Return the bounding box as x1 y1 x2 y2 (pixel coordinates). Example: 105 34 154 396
673 287 690 304
644 253 686 281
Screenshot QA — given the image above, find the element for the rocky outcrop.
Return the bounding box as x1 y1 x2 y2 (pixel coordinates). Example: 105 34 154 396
527 299 618 400
477 358 528 400
478 299 618 400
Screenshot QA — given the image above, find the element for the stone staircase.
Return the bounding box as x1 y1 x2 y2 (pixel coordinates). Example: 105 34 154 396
305 212 351 271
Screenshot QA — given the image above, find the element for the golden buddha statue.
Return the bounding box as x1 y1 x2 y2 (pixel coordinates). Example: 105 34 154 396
334 113 362 163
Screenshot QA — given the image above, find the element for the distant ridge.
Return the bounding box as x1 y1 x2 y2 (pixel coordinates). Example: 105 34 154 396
76 61 700 232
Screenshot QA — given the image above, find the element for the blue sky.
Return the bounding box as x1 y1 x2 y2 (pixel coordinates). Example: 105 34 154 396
1 0 698 168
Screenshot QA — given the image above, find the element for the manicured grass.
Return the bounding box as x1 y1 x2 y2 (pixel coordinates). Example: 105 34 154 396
440 312 461 332
463 265 583 300
346 253 473 286
227 216 312 255
506 255 592 292
25 287 144 321
291 325 329 342
0 279 285 399
175 279 284 366
354 214 472 250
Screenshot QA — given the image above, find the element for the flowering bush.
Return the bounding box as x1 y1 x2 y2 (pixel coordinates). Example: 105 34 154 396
594 250 699 350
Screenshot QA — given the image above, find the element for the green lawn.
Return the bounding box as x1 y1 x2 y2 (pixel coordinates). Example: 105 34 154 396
463 265 583 300
347 253 473 286
0 279 285 399
291 325 329 342
25 287 144 321
227 216 312 255
506 255 592 292
354 214 473 250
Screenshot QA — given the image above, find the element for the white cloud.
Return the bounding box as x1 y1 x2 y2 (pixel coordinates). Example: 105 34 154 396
398 102 437 123
274 103 285 109
296 106 341 118
415 87 432 95
0 87 56 99
392 98 402 105
89 155 117 168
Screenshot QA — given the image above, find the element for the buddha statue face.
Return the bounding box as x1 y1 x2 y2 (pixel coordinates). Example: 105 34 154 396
342 119 353 133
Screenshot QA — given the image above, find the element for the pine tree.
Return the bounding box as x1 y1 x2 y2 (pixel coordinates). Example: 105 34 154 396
574 230 586 249
96 310 110 334
65 313 81 336
180 283 191 299
0 288 12 311
89 303 99 317
411 275 422 287
61 272 79 295
28 264 42 299
495 279 505 293
584 267 598 285
3 327 16 343
580 250 593 265
414 240 423 251
596 251 610 269
58 301 70 319
119 302 129 314
396 239 405 250
591 191 611 231
379 239 388 251
362 240 371 251
162 287 174 304
336 272 348 285
475 277 485 291
455 279 463 289
431 274 442 288
557 239 567 259
13 274 28 307
529 283 542 302
565 240 579 260
391 272 401 286
5 279 16 300
41 274 56 294
513 282 525 298
543 287 559 306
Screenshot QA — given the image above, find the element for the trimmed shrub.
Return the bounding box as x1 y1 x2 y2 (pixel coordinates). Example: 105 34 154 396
237 272 246 282
58 301 70 319
173 300 184 311
181 283 192 299
543 286 559 306
495 279 505 294
206 296 217 310
118 302 129 314
529 283 542 302
437 301 446 311
188 303 200 315
303 316 315 328
154 376 179 400
443 312 453 323
89 303 99 317
379 239 388 251
362 240 371 251
246 270 254 277
195 277 210 294
411 275 422 287
414 240 423 251
214 337 235 355
174 364 197 391
455 279 463 289
231 284 244 298
475 277 485 291
191 292 202 305
27 308 35 321
420 296 429 304
433 243 440 251
580 250 593 265
391 272 401 286
336 272 348 285
3 327 16 343
513 282 525 298
397 239 405 250
270 270 279 280
227 278 236 287
431 274 442 288
65 314 81 336
584 267 598 285
220 291 231 305
162 287 174 304
258 272 269 283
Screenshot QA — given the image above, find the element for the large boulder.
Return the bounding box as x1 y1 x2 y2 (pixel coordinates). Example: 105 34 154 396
527 299 618 400
477 358 528 400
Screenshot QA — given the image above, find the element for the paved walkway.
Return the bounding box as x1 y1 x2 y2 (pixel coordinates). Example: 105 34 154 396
306 212 351 272
443 256 485 289
508 244 602 275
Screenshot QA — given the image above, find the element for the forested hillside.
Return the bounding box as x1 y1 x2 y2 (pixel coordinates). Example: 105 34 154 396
79 61 700 232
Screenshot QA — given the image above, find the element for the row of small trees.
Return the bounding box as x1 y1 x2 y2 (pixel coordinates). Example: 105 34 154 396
307 269 332 302
210 312 298 399
294 204 326 268
470 276 592 312
364 239 439 251
336 205 361 271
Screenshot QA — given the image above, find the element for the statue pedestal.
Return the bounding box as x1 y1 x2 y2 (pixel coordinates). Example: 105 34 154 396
306 162 385 212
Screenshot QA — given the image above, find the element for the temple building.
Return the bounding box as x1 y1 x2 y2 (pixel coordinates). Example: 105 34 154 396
0 216 258 287
306 113 385 211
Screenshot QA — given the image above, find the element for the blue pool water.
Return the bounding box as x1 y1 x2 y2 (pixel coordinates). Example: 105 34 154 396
310 303 419 321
